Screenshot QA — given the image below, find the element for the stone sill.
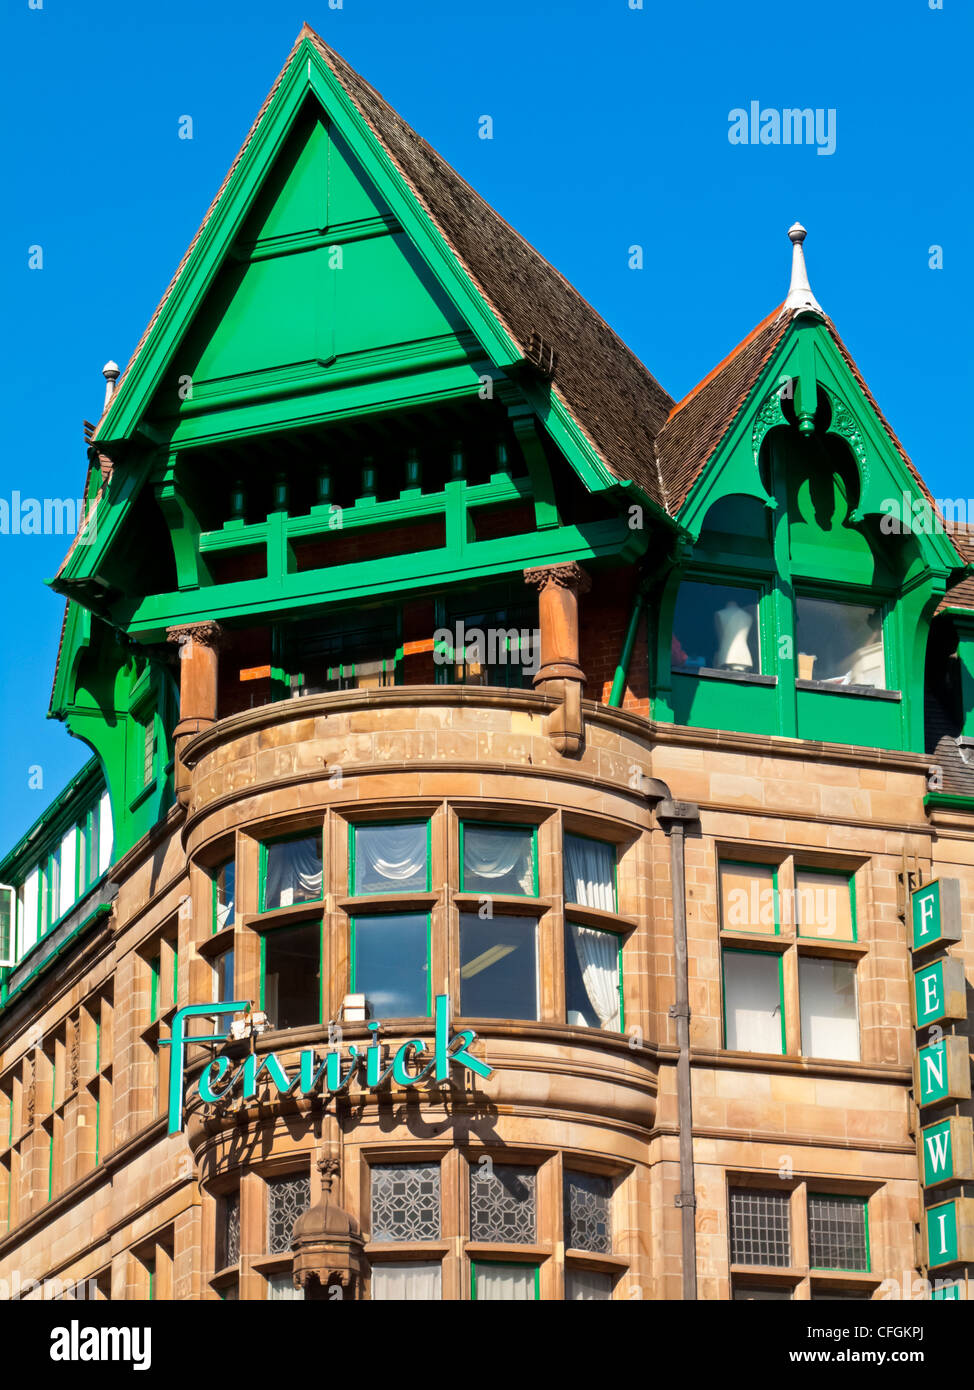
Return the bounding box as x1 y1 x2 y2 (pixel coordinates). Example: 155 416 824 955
674 666 777 687
796 679 902 702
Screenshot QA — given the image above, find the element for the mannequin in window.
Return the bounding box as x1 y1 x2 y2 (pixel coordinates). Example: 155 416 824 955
714 599 754 672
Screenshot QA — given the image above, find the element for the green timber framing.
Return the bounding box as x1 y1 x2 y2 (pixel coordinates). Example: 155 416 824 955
652 309 966 752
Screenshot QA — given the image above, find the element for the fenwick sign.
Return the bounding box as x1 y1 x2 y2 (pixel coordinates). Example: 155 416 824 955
160 995 492 1135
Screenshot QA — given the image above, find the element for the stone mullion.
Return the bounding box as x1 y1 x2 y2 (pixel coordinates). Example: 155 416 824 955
236 836 262 1011
541 1149 564 1301
239 1169 264 1301
430 802 450 1010
441 1146 462 1301
538 812 562 1024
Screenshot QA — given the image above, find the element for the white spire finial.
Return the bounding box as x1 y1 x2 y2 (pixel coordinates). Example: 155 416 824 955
102 360 120 411
782 223 823 317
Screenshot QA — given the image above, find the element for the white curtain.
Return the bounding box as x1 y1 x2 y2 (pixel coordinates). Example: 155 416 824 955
464 826 534 895
371 1263 442 1301
564 835 615 910
267 1274 305 1301
799 958 859 1061
569 923 620 1030
356 824 427 893
474 1265 535 1301
566 1269 613 1301
266 837 323 907
723 951 783 1053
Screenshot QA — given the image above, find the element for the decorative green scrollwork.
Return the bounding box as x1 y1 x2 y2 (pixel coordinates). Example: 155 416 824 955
821 385 869 520
750 380 791 506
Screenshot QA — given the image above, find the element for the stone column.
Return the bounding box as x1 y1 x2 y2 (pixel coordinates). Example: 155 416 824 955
166 622 224 807
523 562 591 755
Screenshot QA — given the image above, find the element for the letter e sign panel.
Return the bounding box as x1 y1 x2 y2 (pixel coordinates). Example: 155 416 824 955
911 879 962 953
913 957 968 1028
920 1116 974 1189
914 1035 971 1107
926 1198 974 1269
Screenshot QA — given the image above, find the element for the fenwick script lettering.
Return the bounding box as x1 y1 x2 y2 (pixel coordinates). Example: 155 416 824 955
160 994 491 1134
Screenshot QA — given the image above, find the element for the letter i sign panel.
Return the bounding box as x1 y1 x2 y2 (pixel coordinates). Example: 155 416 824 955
926 1198 974 1269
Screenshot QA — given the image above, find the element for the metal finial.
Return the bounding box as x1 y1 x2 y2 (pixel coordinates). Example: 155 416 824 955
782 223 824 317
102 360 120 411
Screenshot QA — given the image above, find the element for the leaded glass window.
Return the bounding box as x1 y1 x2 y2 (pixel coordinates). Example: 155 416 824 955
729 1187 791 1267
222 1192 240 1268
370 1163 441 1242
469 1164 536 1244
564 1170 612 1254
808 1195 868 1271
267 1174 311 1254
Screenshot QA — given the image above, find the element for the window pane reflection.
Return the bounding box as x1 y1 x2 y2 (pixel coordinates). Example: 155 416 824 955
672 582 760 674
795 598 886 688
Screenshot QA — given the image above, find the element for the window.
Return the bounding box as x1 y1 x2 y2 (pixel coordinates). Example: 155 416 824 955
438 593 537 689
220 1192 240 1269
267 1174 311 1253
148 955 161 1023
351 822 429 895
565 1269 613 1301
260 834 323 912
0 886 14 968
372 1263 442 1300
267 1273 305 1301
795 597 886 688
564 1170 612 1253
733 1285 792 1300
808 1194 868 1271
469 1164 536 1244
472 1262 538 1300
142 715 155 787
719 861 777 934
796 869 855 941
722 950 784 1054
460 914 537 1020
212 947 235 1031
798 958 859 1061
282 614 400 695
262 922 320 1028
672 580 761 673
461 823 536 897
370 1163 441 1242
565 923 622 1030
563 834 616 911
351 913 429 1018
214 860 235 931
729 1188 791 1267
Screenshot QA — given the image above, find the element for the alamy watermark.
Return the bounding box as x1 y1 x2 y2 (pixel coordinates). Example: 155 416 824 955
0 492 95 542
433 621 540 677
728 102 836 157
880 492 974 536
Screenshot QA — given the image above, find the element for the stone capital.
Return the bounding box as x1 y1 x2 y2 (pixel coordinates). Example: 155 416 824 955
165 621 225 652
522 561 591 595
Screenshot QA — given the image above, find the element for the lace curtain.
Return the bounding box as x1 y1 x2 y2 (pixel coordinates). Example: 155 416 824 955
568 923 621 1030
474 1264 536 1301
564 835 615 910
463 825 534 895
265 837 323 908
371 1262 442 1300
355 823 427 894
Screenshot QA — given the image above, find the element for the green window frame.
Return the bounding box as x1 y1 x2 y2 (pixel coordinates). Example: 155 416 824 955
565 921 623 1032
276 609 404 699
470 1261 540 1301
259 921 323 1029
671 575 770 677
258 831 324 914
348 820 432 896
459 821 539 898
434 591 537 691
808 1193 870 1273
718 859 780 935
721 947 786 1055
350 912 432 1019
793 590 891 691
795 865 857 942
148 955 161 1023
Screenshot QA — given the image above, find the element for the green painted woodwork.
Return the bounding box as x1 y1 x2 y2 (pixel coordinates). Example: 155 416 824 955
653 316 959 753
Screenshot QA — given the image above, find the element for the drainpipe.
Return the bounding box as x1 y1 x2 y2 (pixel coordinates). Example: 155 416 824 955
608 585 646 708
653 788 700 1300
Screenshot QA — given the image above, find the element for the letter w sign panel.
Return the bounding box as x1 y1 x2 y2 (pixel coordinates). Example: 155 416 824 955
921 1117 974 1189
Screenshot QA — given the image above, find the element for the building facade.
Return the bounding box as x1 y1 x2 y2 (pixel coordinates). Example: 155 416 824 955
1 25 973 1302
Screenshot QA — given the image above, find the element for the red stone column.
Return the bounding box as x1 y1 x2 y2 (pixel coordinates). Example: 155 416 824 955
523 563 591 754
166 622 224 806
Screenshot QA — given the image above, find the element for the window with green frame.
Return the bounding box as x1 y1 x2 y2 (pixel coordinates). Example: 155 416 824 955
259 832 323 912
278 610 401 696
795 867 855 941
471 1261 539 1301
435 588 537 689
672 579 764 674
213 859 236 932
795 596 887 689
350 821 430 896
808 1193 869 1272
41 847 61 936
460 822 537 897
563 833 617 912
351 913 430 1018
261 921 321 1029
722 948 785 1054
719 860 779 935
565 922 622 1031
460 913 538 1020
148 955 161 1023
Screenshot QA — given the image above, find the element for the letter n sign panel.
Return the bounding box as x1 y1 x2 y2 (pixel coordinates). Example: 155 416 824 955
921 1116 974 1188
926 1198 974 1270
914 1035 971 1107
911 879 962 952
913 957 968 1028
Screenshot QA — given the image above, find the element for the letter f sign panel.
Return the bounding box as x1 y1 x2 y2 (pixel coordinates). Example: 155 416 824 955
911 879 962 952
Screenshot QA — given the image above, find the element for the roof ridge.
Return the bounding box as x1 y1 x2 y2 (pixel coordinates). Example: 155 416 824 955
668 304 785 420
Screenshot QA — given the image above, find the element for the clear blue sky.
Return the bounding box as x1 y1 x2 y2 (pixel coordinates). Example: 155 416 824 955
0 0 969 850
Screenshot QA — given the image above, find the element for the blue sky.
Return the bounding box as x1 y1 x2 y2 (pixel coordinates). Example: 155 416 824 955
0 0 969 849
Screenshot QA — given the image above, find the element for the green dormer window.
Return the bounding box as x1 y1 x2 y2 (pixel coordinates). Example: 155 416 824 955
795 597 886 689
672 581 764 675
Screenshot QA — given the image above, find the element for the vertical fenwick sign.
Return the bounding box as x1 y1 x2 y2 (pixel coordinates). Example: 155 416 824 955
160 995 492 1136
910 879 974 1296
